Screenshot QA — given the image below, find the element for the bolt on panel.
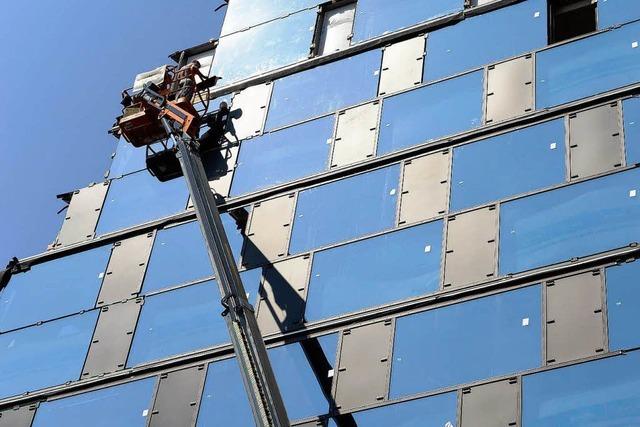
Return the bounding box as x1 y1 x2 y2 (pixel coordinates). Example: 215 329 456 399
334 320 393 411
443 206 498 289
318 2 356 55
97 232 155 306
148 365 206 427
0 405 36 427
461 378 519 427
227 83 273 141
485 55 534 124
56 182 109 247
568 103 624 180
331 102 380 168
378 36 426 96
399 151 450 225
82 298 143 378
546 271 606 364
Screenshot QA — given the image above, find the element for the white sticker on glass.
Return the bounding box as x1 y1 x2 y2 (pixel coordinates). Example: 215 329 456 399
633 41 639 49
98 272 105 279
142 409 149 417
389 188 397 196
522 318 530 327
328 369 334 378
424 245 432 253
534 11 540 18
550 142 557 150
630 189 637 198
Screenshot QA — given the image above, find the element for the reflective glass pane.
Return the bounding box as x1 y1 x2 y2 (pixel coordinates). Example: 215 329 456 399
306 221 443 322
536 21 640 109
0 311 98 399
424 0 547 82
523 351 640 426
352 0 461 43
96 171 188 236
0 245 110 332
142 221 212 294
240 268 263 306
266 50 382 130
290 165 400 254
211 10 316 86
377 71 483 156
499 168 640 275
390 286 542 398
221 0 320 36
108 137 147 178
127 281 227 366
32 378 156 427
353 392 458 426
223 209 250 263
606 261 640 350
623 97 640 165
598 0 640 29
230 116 334 196
450 119 566 212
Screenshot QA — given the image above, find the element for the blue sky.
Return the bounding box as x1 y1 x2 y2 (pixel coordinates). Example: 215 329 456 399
0 1 225 261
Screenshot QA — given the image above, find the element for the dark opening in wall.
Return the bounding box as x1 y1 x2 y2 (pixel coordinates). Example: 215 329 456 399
549 0 597 44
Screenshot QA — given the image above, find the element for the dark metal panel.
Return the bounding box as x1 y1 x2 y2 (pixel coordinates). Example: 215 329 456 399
148 365 206 427
568 103 623 179
334 320 393 411
546 271 606 364
399 151 450 225
0 404 36 427
331 102 380 168
97 232 155 306
56 182 109 247
443 206 498 289
228 83 272 141
82 298 143 378
461 378 518 427
378 36 426 96
486 54 534 124
242 194 296 268
256 255 310 335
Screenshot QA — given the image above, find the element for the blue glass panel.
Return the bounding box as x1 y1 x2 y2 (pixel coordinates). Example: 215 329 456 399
353 392 458 426
0 245 110 332
522 351 640 426
598 0 640 29
266 50 382 130
306 220 443 322
450 119 566 212
606 261 640 350
499 168 640 274
0 311 98 399
241 268 263 306
127 281 227 366
32 378 156 427
424 0 547 82
377 71 483 156
536 21 640 109
223 209 249 263
623 97 640 165
289 165 400 254
211 10 316 85
352 0 462 43
221 0 320 36
142 221 212 294
231 116 333 196
109 137 147 178
390 286 542 398
96 171 188 236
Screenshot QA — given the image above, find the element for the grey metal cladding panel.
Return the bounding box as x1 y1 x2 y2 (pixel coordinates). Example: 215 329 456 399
486 55 534 124
461 378 518 427
56 182 109 247
443 206 498 289
202 145 239 198
335 320 393 411
378 36 426 96
331 102 380 168
97 232 155 306
546 271 606 364
227 83 272 141
242 194 296 268
318 3 356 55
148 365 206 427
399 151 450 225
569 103 624 180
82 299 142 378
256 255 310 335
0 405 36 427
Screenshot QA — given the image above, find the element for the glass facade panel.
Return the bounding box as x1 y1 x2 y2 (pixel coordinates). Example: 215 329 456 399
424 0 547 82
108 138 148 178
352 0 462 43
623 97 640 165
522 351 640 426
289 165 400 254
598 0 640 29
606 261 640 350
353 392 458 426
499 168 640 275
32 378 156 427
96 171 188 236
0 245 110 332
127 281 227 367
377 71 484 156
230 116 334 196
0 311 98 399
221 0 320 36
536 21 640 109
306 220 443 322
390 286 542 398
265 50 382 130
223 209 249 263
450 119 566 212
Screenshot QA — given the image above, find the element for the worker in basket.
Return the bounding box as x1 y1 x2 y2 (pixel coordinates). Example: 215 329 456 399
175 60 208 103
